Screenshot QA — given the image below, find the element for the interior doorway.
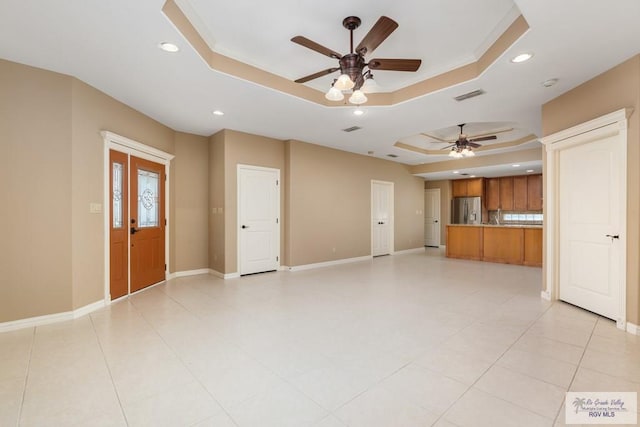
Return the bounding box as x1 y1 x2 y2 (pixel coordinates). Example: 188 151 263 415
237 165 280 275
424 188 441 247
542 109 628 329
371 180 394 256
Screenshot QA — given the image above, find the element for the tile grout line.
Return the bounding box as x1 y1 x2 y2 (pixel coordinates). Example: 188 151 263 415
89 313 131 426
15 327 36 427
133 283 242 427
429 297 560 426
552 316 599 426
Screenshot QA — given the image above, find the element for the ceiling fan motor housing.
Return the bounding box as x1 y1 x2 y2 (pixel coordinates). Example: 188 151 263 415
339 53 367 89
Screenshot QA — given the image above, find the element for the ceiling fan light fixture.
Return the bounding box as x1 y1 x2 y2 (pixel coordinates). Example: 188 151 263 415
360 74 378 93
349 89 368 105
465 149 475 157
325 86 344 101
334 74 355 90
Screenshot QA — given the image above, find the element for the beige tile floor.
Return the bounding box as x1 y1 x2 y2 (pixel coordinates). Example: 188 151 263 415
1 248 639 426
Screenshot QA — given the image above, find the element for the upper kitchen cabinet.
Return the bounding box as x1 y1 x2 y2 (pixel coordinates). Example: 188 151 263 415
527 174 543 210
485 178 500 210
485 174 542 211
452 178 484 197
513 176 528 210
499 177 514 210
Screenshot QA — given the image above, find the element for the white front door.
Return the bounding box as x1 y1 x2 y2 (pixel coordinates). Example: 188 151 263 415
424 188 440 247
238 165 280 275
558 129 624 321
371 180 393 256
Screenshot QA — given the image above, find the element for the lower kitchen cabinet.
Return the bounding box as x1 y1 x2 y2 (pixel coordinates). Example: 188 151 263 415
483 227 523 264
446 226 483 261
523 228 543 267
446 225 542 267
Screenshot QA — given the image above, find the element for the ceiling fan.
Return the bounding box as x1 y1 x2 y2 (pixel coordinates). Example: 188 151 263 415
291 16 421 104
436 124 498 158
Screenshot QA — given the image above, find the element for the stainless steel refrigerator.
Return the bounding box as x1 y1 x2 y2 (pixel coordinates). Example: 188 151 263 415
452 197 482 224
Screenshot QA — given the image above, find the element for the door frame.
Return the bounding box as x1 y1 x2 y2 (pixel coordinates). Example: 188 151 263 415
424 188 441 247
237 164 281 275
540 108 629 330
102 131 174 302
371 180 394 256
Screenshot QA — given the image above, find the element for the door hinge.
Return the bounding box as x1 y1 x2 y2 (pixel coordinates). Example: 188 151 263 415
164 263 167 271
276 218 279 224
276 179 279 186
165 218 167 226
276 256 279 262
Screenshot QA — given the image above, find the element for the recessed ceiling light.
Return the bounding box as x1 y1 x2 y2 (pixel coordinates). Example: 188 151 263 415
510 53 533 63
159 42 179 53
526 169 535 173
512 164 520 167
453 171 459 174
542 78 558 87
353 109 364 116
213 110 224 116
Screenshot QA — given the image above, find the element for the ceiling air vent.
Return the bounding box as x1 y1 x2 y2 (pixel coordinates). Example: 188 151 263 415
454 89 486 102
342 126 362 133
387 154 398 158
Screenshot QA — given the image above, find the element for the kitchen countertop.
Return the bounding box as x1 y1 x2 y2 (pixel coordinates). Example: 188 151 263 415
448 224 543 228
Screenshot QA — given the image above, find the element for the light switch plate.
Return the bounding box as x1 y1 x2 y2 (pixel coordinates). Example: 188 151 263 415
90 203 102 214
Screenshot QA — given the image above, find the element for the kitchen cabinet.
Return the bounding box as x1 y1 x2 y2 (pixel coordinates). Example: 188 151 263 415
527 174 543 210
482 227 523 264
485 178 500 210
446 226 483 260
513 176 528 210
452 178 483 197
446 225 542 267
499 177 514 210
524 227 543 267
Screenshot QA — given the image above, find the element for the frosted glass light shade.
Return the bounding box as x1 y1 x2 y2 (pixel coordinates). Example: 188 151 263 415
325 86 344 101
334 74 355 90
348 89 368 105
465 149 475 156
360 77 378 93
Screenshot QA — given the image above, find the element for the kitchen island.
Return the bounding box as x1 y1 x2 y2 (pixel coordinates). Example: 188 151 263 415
446 224 542 267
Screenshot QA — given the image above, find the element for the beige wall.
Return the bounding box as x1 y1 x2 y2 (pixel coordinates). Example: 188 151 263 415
208 131 225 273
542 54 640 324
0 60 73 322
174 132 209 272
0 59 205 322
70 79 176 309
286 140 424 266
425 180 451 245
222 130 286 273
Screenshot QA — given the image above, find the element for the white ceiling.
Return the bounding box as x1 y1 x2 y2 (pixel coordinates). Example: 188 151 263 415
1 0 638 179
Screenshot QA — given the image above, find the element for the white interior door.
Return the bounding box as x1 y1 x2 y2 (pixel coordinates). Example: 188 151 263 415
558 130 624 321
424 188 440 247
238 165 280 275
371 181 393 256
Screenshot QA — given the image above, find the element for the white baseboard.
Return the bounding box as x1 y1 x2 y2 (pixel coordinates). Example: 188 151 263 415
393 247 425 255
540 290 551 301
288 255 372 272
167 268 210 280
627 322 640 335
209 269 240 279
0 300 106 333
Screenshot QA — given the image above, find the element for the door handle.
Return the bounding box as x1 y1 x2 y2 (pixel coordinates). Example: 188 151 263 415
241 225 249 229
130 227 139 235
434 220 439 223
606 234 620 240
